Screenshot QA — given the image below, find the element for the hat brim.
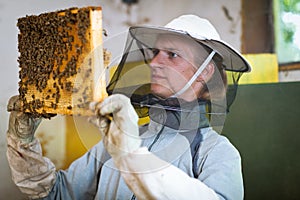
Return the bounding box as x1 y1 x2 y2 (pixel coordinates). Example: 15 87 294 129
129 26 251 73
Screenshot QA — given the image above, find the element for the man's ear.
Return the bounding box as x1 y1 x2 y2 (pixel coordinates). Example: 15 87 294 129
196 63 215 82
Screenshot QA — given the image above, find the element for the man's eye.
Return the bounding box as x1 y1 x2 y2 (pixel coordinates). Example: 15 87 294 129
167 51 178 58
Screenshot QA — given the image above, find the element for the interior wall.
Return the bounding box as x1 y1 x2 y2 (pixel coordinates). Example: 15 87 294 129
242 0 273 53
279 70 300 82
223 82 300 200
242 0 300 82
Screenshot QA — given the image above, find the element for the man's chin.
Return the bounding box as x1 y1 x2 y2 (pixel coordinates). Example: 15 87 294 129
151 86 171 99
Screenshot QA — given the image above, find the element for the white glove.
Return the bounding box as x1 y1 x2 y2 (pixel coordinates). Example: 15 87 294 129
90 95 219 200
6 96 56 198
89 94 141 161
119 148 219 200
7 95 42 143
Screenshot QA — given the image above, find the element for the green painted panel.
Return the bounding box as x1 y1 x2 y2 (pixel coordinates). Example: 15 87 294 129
223 82 300 200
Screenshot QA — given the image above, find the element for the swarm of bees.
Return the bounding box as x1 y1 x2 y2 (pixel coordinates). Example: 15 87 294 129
17 7 108 118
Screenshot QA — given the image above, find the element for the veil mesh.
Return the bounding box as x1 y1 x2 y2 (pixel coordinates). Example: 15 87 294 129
107 26 249 126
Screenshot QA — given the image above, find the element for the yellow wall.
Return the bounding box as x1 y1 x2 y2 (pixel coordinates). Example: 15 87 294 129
64 116 101 168
239 54 278 84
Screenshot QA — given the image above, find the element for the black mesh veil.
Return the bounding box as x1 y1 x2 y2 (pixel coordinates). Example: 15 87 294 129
106 26 251 130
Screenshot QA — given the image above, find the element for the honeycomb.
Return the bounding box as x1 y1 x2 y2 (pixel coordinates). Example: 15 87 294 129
17 7 109 117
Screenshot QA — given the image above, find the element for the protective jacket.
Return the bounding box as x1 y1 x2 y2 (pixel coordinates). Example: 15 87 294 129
7 107 243 200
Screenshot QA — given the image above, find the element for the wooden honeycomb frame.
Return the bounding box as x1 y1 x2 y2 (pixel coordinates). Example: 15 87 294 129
17 7 110 117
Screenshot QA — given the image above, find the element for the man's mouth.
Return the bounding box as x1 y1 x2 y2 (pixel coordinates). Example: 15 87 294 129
151 74 165 81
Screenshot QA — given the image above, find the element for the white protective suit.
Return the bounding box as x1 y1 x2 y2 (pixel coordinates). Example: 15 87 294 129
6 94 243 200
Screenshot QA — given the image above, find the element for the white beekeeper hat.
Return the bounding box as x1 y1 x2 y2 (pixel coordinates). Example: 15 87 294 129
107 14 251 118
129 14 251 72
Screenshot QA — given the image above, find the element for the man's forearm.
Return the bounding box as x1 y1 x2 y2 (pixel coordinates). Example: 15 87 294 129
116 147 219 200
6 133 56 199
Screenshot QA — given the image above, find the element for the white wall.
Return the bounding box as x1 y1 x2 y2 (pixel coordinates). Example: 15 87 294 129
279 70 300 82
2 0 286 198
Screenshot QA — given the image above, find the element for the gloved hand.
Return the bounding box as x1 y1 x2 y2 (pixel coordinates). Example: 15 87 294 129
89 94 141 160
7 95 42 143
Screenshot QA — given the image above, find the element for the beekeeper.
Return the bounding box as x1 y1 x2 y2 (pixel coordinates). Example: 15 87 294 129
6 15 251 200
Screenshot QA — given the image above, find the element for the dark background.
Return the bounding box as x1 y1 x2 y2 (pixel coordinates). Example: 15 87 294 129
223 82 300 200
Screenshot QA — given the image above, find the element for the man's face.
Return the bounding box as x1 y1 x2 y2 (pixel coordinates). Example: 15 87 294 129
149 34 206 100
